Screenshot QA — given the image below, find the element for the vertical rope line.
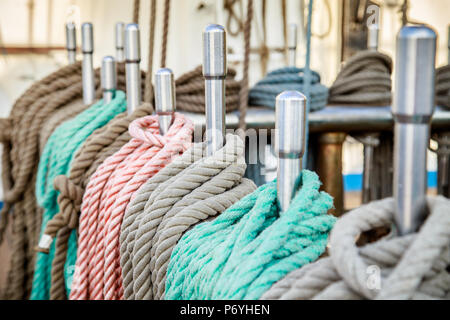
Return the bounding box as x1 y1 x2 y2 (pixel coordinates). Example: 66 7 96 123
238 0 253 133
160 0 171 68
302 0 313 168
144 0 157 103
132 0 140 24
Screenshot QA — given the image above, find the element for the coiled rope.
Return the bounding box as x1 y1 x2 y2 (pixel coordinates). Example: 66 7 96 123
175 66 241 113
31 91 128 300
165 170 336 300
248 67 328 111
328 51 392 106
120 134 256 300
436 65 450 108
262 196 450 300
69 114 193 300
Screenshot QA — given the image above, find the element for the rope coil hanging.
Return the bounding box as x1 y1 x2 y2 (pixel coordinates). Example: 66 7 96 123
69 114 193 300
328 51 392 106
31 91 128 300
436 64 450 108
165 170 336 300
249 67 328 111
119 134 256 300
262 196 450 300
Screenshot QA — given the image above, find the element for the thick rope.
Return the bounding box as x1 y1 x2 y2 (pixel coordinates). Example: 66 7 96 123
70 114 193 300
328 51 392 106
160 0 171 68
165 170 336 300
262 196 450 300
175 66 241 113
436 64 450 109
31 91 127 300
120 134 256 299
132 0 140 24
144 0 157 103
249 67 328 111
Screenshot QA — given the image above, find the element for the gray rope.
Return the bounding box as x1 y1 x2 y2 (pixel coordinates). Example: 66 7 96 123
248 67 328 112
436 65 450 108
261 196 450 300
328 51 392 106
120 134 256 300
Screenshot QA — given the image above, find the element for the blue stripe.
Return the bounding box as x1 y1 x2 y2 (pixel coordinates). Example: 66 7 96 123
344 171 438 191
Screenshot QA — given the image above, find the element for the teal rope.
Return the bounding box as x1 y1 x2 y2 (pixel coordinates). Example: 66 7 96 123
31 90 127 300
248 67 328 111
165 169 336 300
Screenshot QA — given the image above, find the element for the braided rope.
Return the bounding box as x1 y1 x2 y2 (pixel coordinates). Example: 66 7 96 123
70 113 193 300
119 134 256 299
328 51 392 106
165 170 336 300
160 0 171 68
262 196 450 300
30 91 127 300
175 66 241 113
249 67 328 111
436 64 450 109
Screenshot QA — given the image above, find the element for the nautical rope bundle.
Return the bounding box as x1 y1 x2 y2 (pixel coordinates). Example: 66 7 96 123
0 62 135 299
262 196 450 300
175 66 241 113
436 65 450 108
70 114 193 300
249 67 329 112
32 91 128 300
328 51 392 105
165 170 336 300
119 134 256 300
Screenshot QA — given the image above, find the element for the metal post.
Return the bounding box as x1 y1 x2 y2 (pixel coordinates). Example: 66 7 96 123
367 23 379 51
125 23 142 114
81 22 95 105
393 25 436 235
275 91 306 213
287 23 297 67
115 22 125 62
101 56 116 104
155 68 175 135
361 22 380 203
65 22 76 64
203 24 226 157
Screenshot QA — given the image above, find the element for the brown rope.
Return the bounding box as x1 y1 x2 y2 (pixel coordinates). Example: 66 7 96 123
160 0 171 68
175 66 241 113
132 0 140 24
436 64 450 108
144 0 157 103
328 50 392 106
238 0 253 133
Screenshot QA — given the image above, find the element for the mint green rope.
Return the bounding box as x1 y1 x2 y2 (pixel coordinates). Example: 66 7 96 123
31 90 127 300
165 169 336 300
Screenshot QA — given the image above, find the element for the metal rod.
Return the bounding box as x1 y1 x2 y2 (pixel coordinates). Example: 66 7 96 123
203 24 226 157
367 23 379 51
155 68 175 135
125 23 142 114
275 91 306 213
65 22 76 64
81 22 95 105
287 23 297 67
101 56 116 104
115 22 125 62
393 25 436 235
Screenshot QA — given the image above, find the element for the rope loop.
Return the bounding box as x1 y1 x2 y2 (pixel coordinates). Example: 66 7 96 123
0 118 12 143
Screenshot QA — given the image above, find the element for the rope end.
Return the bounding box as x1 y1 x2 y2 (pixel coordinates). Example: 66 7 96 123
36 234 53 253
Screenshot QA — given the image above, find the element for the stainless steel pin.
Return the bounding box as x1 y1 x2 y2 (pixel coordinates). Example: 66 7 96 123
155 68 176 135
288 23 297 67
203 24 226 156
393 25 436 235
125 23 142 114
115 22 125 63
65 22 76 64
81 22 95 105
101 56 116 104
275 91 307 213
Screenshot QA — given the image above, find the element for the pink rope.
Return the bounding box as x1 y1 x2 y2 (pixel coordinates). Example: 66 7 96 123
70 113 193 300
